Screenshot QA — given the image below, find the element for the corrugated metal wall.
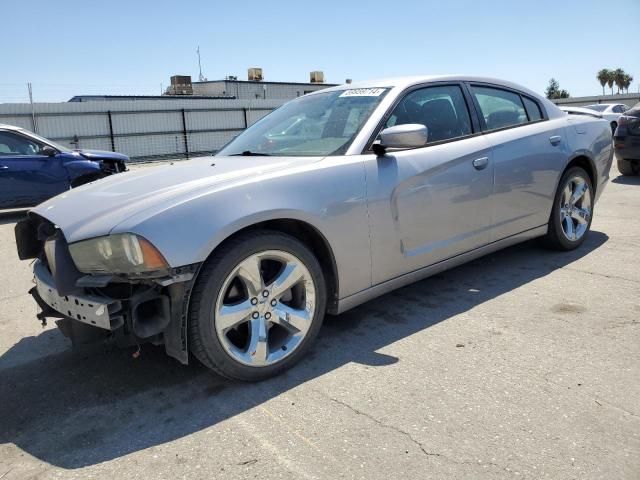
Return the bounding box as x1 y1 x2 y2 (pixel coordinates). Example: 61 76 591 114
192 81 332 99
0 98 286 162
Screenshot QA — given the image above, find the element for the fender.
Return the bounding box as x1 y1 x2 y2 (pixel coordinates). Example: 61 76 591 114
63 158 103 182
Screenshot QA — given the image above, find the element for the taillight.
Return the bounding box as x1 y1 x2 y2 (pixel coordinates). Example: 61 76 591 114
618 115 636 126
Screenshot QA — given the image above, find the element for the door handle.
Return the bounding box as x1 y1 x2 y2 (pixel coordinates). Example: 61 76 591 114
549 135 562 146
472 157 489 170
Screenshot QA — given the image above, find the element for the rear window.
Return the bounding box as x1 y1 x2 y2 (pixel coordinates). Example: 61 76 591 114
471 86 528 130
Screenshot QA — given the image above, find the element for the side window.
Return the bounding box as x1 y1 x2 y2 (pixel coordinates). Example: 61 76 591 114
0 131 43 156
384 85 472 143
522 96 543 121
612 105 624 113
471 86 527 130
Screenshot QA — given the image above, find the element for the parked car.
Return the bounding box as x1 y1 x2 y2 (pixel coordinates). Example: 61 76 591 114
0 124 127 209
613 102 640 175
581 103 629 134
15 76 613 381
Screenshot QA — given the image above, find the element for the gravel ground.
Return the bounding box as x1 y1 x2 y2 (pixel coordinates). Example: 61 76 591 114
0 161 638 480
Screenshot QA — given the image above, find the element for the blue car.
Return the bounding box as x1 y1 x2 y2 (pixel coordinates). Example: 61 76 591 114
0 124 128 209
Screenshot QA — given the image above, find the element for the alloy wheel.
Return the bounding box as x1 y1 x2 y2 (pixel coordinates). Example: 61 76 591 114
559 175 592 241
214 250 316 367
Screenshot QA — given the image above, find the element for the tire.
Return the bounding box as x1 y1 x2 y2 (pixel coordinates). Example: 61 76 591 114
610 122 618 136
542 166 594 251
617 157 639 176
188 230 326 381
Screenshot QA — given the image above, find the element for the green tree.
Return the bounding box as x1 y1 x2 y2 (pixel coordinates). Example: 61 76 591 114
597 69 610 95
545 78 570 99
613 68 626 94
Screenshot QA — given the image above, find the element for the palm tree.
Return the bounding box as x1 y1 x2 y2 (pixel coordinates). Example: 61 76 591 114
606 71 615 95
597 69 610 95
613 68 625 94
623 74 633 93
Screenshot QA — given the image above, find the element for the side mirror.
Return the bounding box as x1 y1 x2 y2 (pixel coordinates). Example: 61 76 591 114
41 146 57 157
373 124 428 156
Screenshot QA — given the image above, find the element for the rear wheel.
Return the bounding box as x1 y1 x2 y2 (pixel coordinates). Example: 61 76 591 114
617 157 639 176
542 166 593 251
188 230 326 381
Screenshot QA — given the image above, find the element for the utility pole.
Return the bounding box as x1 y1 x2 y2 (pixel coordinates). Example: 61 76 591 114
27 82 38 133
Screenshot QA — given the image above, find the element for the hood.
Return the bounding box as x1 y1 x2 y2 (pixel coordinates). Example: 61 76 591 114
32 155 315 243
78 149 129 162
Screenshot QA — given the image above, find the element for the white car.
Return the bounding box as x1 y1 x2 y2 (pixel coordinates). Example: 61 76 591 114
581 103 629 134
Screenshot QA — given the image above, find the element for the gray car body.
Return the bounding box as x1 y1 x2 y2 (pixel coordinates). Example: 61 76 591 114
32 75 613 315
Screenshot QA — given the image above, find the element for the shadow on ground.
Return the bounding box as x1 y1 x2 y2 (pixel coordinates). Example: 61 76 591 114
0 231 608 469
611 173 640 185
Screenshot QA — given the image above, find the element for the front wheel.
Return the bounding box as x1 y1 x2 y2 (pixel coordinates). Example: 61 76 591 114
611 122 618 136
542 166 594 251
188 230 326 381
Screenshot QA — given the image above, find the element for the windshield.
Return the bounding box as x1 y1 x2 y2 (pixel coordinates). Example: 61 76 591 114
217 88 388 157
22 129 72 152
583 104 609 112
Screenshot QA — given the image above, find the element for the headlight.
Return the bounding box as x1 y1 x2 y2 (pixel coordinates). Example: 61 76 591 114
69 233 169 275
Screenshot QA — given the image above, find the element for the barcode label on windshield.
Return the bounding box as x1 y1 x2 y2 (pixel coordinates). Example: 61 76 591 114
339 88 386 97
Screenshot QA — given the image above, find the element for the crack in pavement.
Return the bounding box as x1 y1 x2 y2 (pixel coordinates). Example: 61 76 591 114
561 266 640 286
328 397 441 458
326 396 515 473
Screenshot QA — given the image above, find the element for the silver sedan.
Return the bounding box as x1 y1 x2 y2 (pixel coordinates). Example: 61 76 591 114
16 76 613 381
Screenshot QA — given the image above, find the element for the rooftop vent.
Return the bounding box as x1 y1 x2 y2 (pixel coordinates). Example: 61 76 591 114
248 67 263 81
310 71 325 83
168 75 193 95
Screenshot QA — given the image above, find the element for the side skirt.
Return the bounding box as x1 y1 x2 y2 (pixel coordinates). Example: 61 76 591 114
335 225 547 315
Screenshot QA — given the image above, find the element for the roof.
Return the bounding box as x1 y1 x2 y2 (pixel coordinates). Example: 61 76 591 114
313 75 544 99
0 123 24 131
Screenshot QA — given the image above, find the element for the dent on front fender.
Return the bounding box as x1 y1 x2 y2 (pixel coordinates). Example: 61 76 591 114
64 159 103 180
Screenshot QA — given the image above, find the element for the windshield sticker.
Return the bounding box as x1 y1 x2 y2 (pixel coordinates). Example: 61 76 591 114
339 88 386 97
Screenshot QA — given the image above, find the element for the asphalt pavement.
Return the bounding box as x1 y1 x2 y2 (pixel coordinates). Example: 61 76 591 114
0 162 638 480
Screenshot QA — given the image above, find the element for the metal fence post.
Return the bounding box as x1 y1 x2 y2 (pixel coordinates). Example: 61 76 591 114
107 111 115 152
181 108 189 159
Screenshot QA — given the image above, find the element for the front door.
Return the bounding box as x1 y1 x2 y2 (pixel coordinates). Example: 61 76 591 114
0 130 69 208
365 84 494 284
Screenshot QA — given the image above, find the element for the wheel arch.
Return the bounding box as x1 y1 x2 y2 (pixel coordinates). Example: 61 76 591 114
564 153 597 196
196 217 340 314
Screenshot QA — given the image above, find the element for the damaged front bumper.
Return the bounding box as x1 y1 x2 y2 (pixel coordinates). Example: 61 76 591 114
18 214 200 365
33 259 123 330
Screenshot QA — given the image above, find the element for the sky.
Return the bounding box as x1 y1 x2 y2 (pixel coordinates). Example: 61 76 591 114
2 0 639 103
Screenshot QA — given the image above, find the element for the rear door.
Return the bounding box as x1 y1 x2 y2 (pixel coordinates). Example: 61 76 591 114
467 84 567 241
365 83 494 283
0 130 69 208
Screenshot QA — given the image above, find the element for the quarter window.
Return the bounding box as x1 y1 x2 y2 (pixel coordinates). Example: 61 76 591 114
522 96 543 121
471 86 528 130
384 85 472 143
